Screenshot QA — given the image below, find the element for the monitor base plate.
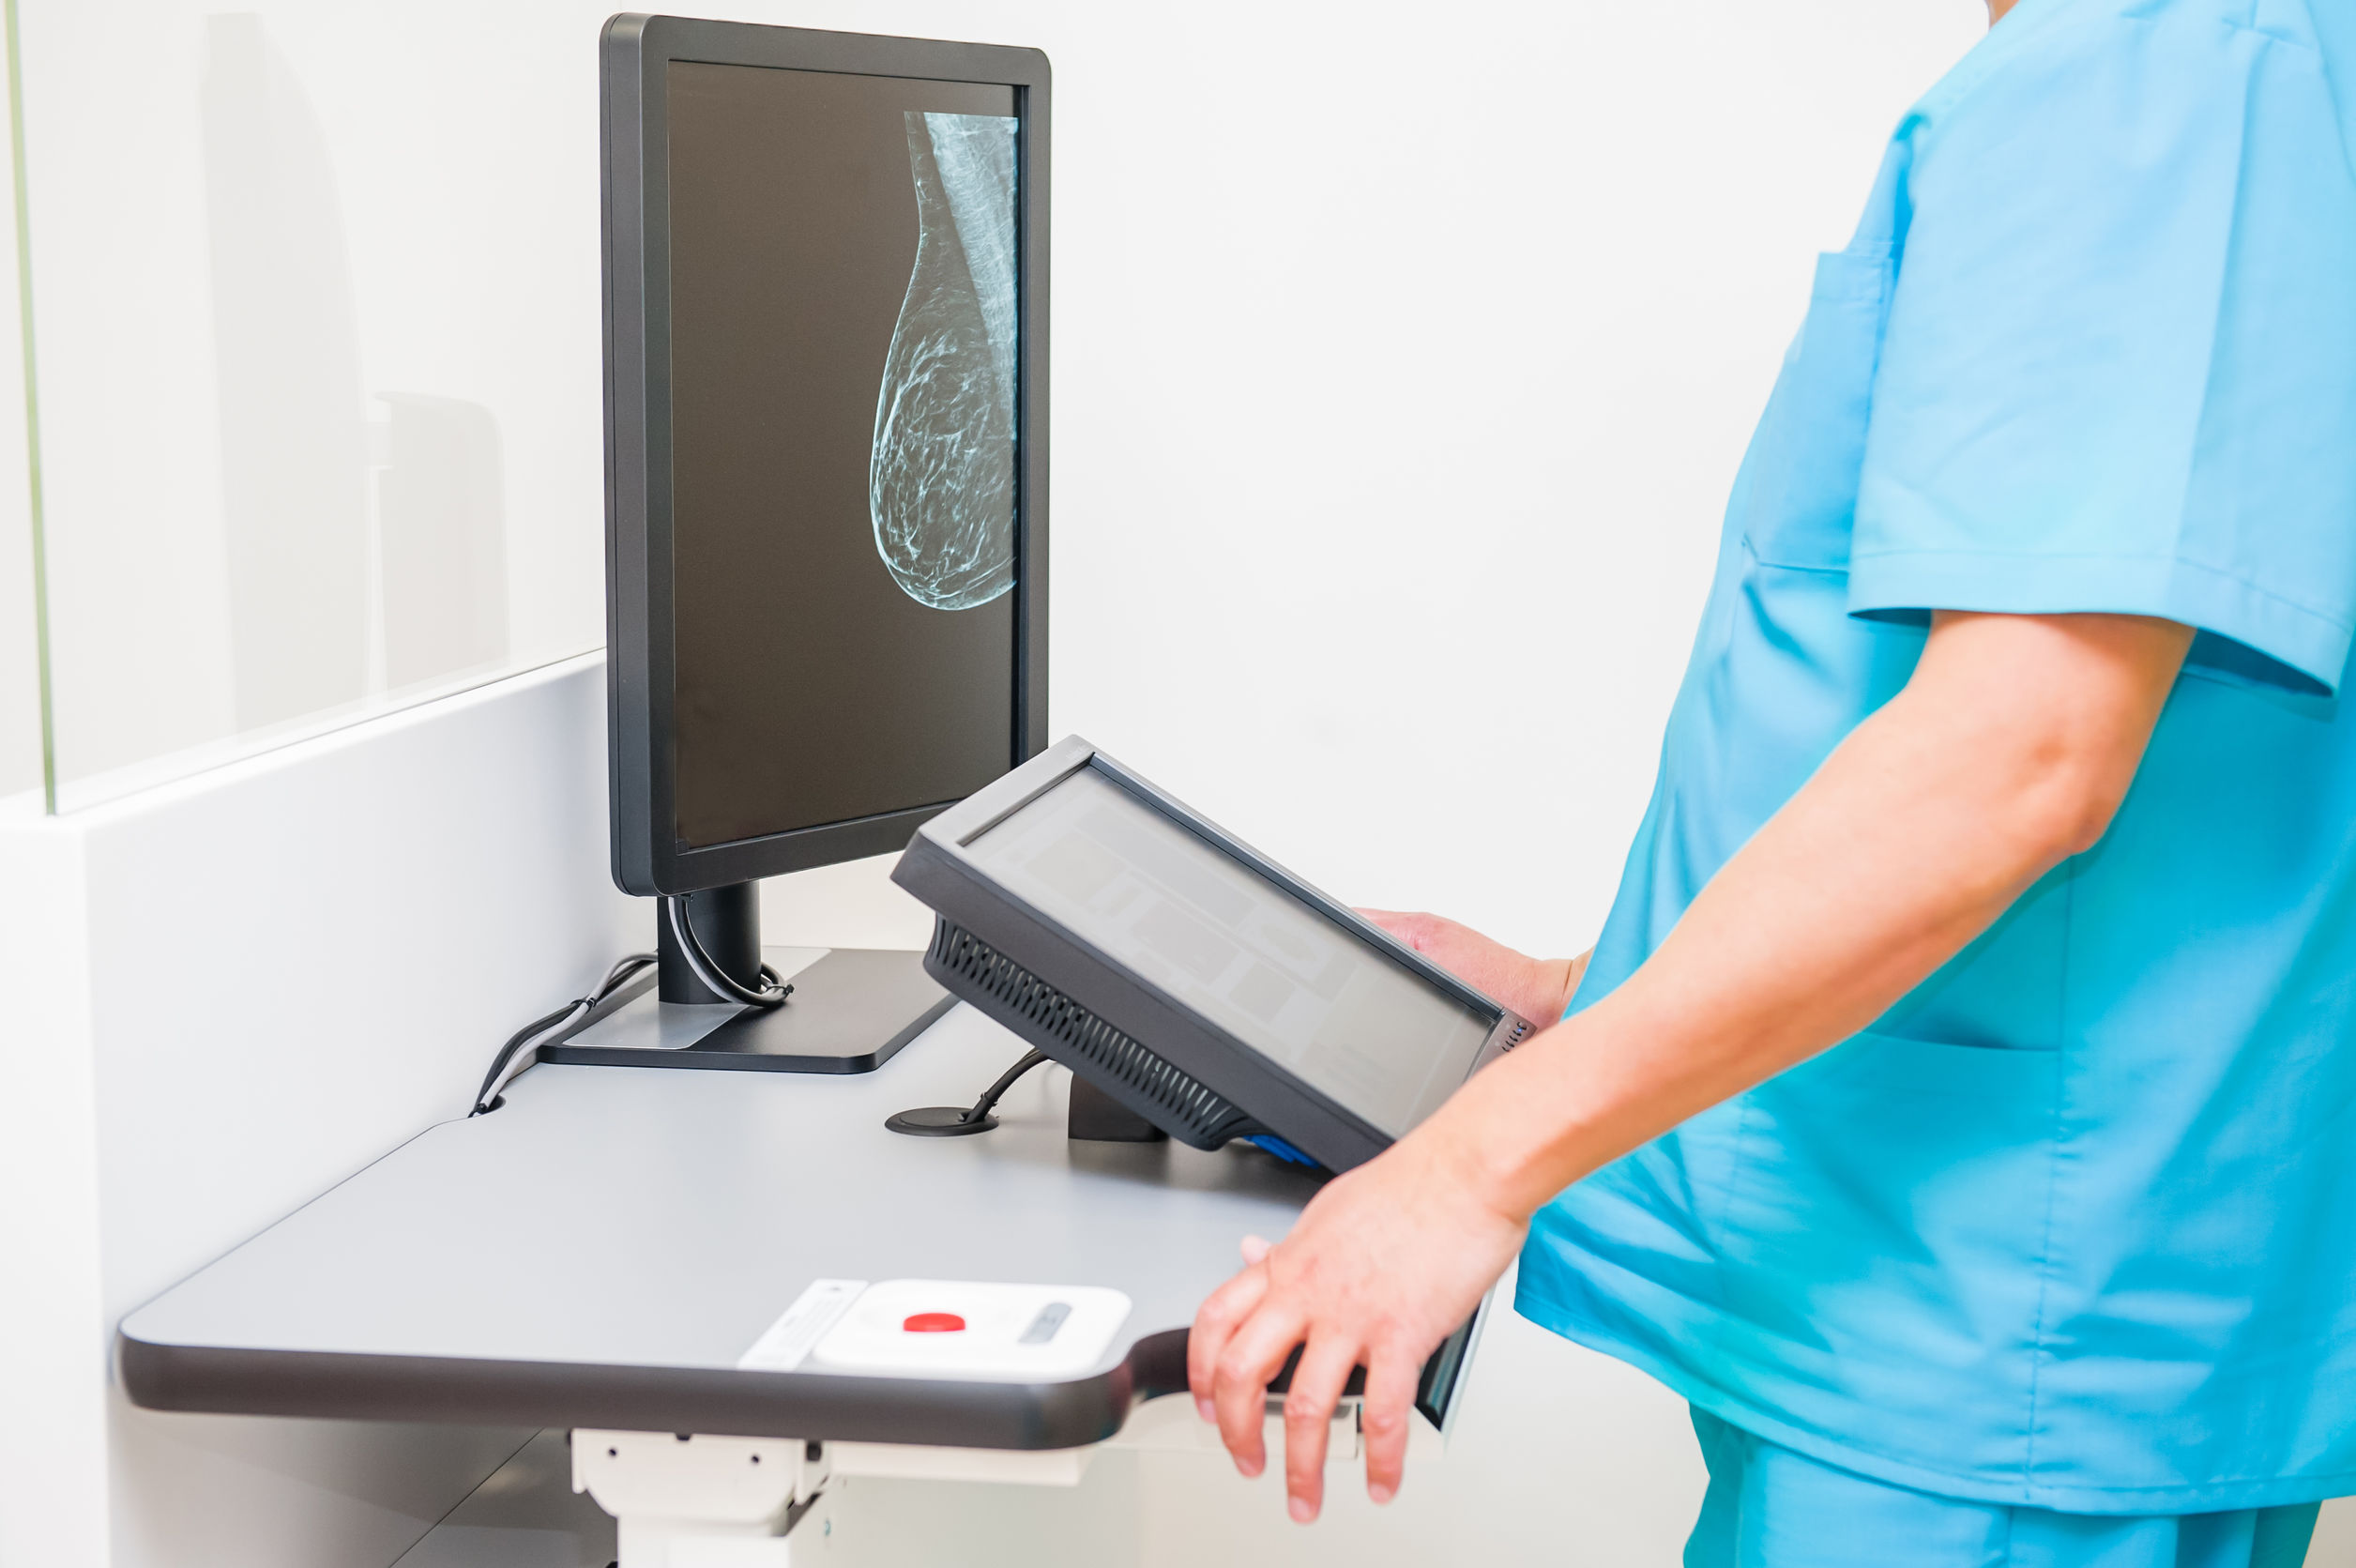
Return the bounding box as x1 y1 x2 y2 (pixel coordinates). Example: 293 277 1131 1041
543 947 950 1075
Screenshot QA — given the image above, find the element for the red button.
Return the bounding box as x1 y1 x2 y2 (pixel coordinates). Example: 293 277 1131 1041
902 1312 966 1333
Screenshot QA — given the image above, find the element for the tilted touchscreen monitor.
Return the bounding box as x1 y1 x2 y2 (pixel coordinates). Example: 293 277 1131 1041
891 738 1535 1172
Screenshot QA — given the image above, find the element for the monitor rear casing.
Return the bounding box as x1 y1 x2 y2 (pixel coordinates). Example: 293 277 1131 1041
603 14 1052 897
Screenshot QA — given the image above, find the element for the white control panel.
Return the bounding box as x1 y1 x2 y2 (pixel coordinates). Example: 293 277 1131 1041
808 1279 1132 1379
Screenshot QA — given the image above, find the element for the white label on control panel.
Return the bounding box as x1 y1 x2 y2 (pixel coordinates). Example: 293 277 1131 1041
737 1278 868 1372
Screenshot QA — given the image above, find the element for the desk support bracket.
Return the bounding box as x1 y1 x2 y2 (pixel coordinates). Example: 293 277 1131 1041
575 1430 828 1566
573 1428 1098 1565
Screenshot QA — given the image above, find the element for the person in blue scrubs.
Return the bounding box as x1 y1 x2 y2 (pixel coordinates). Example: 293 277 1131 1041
1187 0 2356 1561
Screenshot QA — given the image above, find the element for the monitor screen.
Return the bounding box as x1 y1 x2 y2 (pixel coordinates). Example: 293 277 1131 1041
965 767 1499 1137
664 61 1021 849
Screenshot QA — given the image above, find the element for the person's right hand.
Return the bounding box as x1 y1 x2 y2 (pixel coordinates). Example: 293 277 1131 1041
1356 909 1586 1026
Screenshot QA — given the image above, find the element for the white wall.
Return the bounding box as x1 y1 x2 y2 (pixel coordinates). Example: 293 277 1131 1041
0 818 106 1562
1041 0 1988 957
0 656 645 1568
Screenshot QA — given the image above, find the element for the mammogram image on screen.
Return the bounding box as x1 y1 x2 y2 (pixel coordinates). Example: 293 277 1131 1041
968 769 1498 1137
664 67 1015 847
870 112 1018 611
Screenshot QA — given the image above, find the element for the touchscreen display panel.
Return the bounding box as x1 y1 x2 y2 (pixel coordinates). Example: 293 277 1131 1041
966 768 1497 1136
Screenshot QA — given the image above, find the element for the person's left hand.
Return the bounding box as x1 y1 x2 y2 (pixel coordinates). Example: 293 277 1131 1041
1186 1124 1528 1521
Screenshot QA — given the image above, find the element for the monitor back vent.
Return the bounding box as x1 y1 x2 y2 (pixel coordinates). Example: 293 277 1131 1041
924 918 1256 1150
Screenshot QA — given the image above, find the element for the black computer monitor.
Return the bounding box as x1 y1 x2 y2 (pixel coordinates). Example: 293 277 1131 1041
591 13 1050 1061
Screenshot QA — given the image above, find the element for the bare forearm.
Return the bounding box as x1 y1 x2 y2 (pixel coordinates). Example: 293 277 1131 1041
1429 612 2192 1220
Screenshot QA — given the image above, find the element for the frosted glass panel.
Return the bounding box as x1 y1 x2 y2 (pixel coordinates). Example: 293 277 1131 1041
17 2 617 806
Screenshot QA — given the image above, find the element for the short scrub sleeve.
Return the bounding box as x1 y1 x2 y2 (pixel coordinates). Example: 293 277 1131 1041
1848 0 2356 694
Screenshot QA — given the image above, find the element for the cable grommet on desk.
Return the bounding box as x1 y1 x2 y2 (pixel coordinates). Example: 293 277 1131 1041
886 1049 1051 1137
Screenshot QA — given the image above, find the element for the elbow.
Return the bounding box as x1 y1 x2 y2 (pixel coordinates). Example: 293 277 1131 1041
2013 744 2133 865
1908 609 2189 871
2044 788 2122 861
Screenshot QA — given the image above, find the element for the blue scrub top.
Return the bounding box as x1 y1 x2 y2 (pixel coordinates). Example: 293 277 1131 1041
1518 0 2356 1515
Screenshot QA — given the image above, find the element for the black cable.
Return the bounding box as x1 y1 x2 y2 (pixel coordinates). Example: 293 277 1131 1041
664 896 794 1009
470 953 658 1116
965 1049 1051 1124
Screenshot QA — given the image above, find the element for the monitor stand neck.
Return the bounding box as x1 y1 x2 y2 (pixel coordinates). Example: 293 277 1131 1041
658 881 764 1004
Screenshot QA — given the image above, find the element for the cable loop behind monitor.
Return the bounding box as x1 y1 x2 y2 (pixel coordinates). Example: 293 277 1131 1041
664 894 794 1009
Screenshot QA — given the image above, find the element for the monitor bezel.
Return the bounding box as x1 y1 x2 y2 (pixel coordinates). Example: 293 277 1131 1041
893 737 1533 1172
603 13 1052 897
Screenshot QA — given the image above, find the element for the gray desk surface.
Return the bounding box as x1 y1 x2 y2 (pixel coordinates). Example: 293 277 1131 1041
119 1005 1324 1450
